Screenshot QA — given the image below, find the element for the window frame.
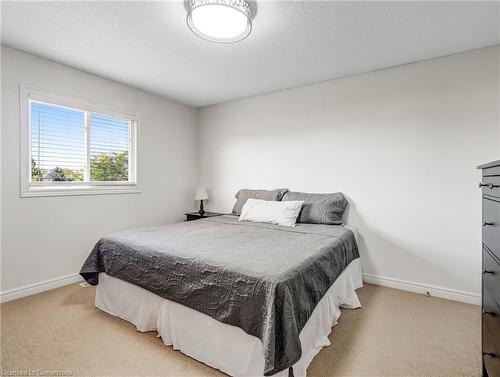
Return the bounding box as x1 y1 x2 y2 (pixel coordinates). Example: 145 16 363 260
20 84 140 197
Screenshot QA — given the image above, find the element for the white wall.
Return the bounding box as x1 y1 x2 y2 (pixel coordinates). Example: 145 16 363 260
198 46 500 301
2 45 499 303
1 46 199 295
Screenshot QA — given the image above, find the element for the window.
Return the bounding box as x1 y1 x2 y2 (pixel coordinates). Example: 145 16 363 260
21 85 138 197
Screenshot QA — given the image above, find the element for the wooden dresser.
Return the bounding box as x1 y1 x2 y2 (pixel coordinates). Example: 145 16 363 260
479 160 500 377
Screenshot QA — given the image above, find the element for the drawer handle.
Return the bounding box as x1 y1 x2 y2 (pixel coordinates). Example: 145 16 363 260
483 351 496 357
483 221 494 227
483 269 494 275
479 182 500 189
483 309 495 316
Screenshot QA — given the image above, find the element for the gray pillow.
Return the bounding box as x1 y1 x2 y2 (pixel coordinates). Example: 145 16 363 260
232 188 289 216
281 191 348 225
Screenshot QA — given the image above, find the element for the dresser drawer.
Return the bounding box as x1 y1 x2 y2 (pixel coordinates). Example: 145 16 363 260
484 289 500 354
484 320 498 355
484 351 500 377
483 322 500 377
484 164 500 177
484 248 500 302
484 198 500 259
482 176 500 199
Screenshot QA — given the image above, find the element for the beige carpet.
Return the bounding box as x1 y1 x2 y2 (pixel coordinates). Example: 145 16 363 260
1 283 480 377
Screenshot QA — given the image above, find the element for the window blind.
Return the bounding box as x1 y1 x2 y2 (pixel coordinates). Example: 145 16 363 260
30 100 133 184
89 113 130 182
31 102 85 182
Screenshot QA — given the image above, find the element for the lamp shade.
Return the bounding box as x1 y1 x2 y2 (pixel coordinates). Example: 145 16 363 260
186 0 252 43
195 187 209 201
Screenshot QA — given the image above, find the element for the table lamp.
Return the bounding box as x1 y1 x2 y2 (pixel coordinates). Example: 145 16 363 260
195 187 209 215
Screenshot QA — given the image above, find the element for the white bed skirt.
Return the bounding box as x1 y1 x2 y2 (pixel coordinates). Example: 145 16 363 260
95 258 362 377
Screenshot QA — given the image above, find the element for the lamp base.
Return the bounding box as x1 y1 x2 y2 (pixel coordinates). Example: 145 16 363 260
198 200 205 216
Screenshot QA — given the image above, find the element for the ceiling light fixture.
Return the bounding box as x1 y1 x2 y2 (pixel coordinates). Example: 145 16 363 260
186 0 252 43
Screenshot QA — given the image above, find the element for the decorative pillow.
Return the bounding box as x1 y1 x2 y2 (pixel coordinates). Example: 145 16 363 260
281 191 348 225
232 188 288 216
239 199 304 227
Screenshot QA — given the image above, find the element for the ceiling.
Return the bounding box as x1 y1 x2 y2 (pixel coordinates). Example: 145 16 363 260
2 1 499 108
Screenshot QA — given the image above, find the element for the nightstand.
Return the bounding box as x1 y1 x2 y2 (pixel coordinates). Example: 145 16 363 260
185 212 224 221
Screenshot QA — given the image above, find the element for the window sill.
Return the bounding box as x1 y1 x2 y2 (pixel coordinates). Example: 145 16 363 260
21 184 141 198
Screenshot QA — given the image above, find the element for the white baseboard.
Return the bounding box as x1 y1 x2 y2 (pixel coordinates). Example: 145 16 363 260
363 273 480 305
0 271 480 306
1 273 83 303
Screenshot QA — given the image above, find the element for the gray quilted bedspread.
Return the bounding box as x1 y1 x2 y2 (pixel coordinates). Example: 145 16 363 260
80 215 359 376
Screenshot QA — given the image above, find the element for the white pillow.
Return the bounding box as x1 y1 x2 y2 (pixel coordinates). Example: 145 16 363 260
239 198 304 227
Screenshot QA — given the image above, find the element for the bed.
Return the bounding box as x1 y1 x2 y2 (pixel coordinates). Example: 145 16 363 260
80 214 361 376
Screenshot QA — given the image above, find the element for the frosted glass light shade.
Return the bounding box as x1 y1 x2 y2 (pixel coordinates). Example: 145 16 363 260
195 187 209 200
186 0 252 43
